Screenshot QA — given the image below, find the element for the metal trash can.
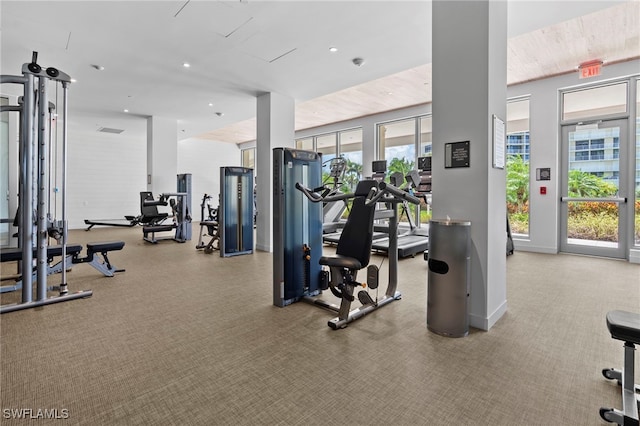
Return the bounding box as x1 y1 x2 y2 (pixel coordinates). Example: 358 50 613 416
426 219 471 337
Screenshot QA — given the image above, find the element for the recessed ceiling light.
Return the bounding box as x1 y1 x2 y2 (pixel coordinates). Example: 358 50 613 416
329 47 338 53
209 103 213 107
183 62 191 68
123 109 129 113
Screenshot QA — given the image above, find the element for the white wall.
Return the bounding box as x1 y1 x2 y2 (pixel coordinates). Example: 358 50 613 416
67 127 147 229
177 138 240 220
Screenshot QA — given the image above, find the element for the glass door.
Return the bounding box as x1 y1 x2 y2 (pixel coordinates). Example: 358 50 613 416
560 119 629 258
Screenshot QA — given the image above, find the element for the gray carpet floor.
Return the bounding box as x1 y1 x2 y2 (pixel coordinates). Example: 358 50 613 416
1 225 639 425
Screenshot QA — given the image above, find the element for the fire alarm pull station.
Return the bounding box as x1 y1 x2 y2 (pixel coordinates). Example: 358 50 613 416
540 186 547 195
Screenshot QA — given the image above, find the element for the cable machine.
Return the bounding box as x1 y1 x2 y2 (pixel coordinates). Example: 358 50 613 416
0 52 92 313
219 167 254 257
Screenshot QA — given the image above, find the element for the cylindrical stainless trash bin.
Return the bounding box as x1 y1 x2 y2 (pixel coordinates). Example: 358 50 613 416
427 219 471 337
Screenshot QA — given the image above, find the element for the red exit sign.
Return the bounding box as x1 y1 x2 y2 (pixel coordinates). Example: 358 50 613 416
579 61 603 79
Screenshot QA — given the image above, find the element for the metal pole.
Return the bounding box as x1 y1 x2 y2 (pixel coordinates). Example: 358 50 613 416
60 81 69 295
20 73 35 304
36 76 49 301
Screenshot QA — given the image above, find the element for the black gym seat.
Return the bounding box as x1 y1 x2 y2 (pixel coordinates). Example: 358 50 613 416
319 180 377 308
0 244 83 263
600 310 640 426
139 191 169 225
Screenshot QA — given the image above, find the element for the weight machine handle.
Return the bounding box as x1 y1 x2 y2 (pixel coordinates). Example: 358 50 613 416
365 182 421 206
295 182 354 203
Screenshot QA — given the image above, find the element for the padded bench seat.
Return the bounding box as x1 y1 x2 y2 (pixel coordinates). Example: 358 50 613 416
607 310 640 344
86 241 125 254
319 254 362 270
143 225 176 233
1 244 83 263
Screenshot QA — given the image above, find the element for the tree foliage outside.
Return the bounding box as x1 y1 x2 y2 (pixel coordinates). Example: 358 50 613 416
506 154 529 234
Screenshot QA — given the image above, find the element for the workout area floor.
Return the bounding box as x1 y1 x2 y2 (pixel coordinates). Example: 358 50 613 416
0 226 639 425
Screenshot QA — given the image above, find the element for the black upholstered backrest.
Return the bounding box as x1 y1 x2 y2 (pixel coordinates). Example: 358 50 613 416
140 192 159 217
335 180 378 268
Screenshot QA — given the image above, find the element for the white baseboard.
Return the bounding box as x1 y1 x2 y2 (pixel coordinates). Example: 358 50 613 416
469 299 508 331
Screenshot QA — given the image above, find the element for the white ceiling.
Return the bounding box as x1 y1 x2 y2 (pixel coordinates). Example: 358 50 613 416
1 1 638 144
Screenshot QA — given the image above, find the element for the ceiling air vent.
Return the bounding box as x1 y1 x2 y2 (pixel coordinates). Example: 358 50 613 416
97 127 124 134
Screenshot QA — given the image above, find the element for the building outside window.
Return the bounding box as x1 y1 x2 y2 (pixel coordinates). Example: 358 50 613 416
506 98 531 237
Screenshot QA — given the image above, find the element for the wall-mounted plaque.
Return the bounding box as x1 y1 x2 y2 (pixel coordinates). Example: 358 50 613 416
445 141 470 168
536 168 551 181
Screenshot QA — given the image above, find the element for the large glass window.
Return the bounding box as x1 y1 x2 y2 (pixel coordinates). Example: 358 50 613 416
377 118 416 179
295 128 363 193
241 148 255 169
563 82 628 121
506 98 530 237
338 128 363 192
295 137 313 151
316 133 337 177
419 116 432 157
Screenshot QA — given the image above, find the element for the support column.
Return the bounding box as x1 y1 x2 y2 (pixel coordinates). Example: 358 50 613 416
147 117 177 194
255 92 294 252
431 0 508 330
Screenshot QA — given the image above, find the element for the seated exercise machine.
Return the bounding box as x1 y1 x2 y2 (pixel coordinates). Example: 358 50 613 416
1 241 125 294
141 173 192 244
273 147 420 329
195 193 219 254
600 310 640 425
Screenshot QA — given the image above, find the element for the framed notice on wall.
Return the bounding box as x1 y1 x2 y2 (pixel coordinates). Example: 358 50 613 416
493 114 505 169
445 141 470 168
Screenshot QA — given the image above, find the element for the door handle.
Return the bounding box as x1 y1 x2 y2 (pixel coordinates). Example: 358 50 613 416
560 197 627 203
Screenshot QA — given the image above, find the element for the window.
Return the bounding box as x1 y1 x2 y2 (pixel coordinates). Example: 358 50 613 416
295 128 363 193
377 118 416 179
241 148 255 169
575 140 589 150
562 82 628 121
419 116 432 157
575 151 589 161
506 98 530 237
338 128 363 192
296 137 313 150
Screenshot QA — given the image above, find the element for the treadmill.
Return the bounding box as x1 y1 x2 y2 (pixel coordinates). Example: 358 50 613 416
369 164 430 258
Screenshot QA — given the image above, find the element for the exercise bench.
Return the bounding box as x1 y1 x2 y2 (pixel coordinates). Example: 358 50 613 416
71 241 126 276
600 310 640 426
1 244 83 293
1 241 125 293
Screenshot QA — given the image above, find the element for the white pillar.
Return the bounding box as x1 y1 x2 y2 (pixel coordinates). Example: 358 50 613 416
147 116 177 194
431 0 508 330
255 92 295 252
